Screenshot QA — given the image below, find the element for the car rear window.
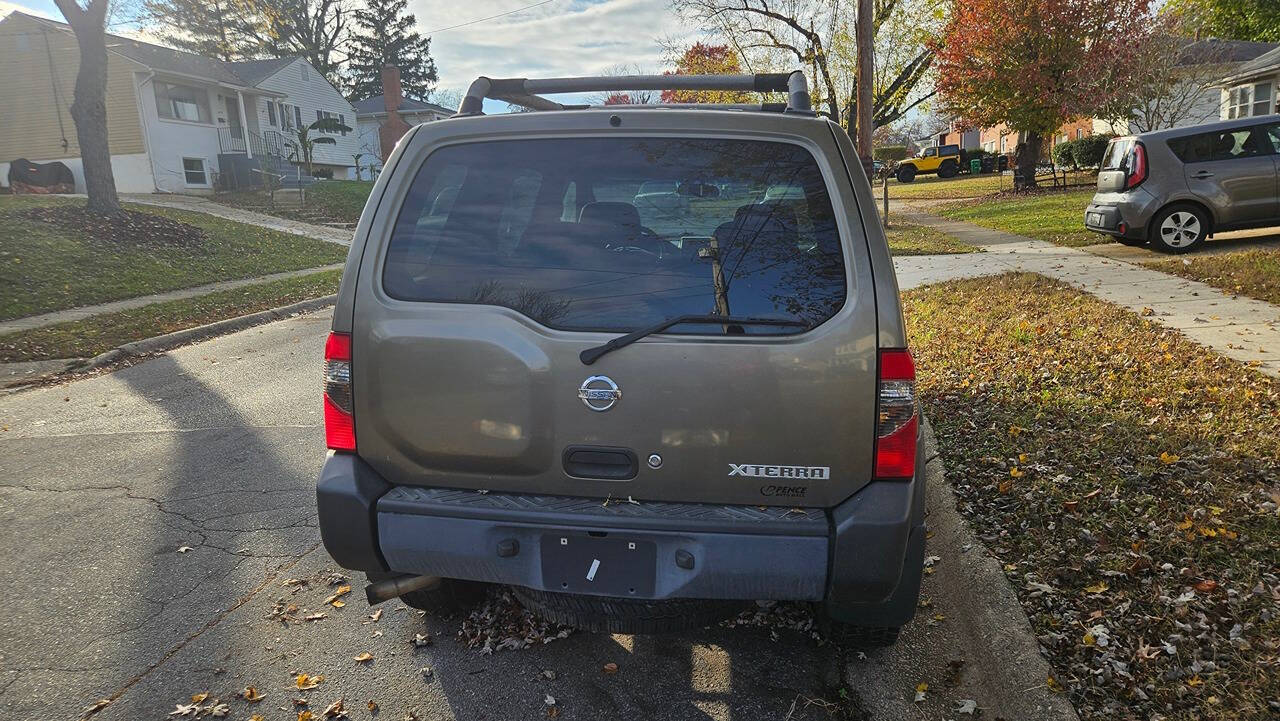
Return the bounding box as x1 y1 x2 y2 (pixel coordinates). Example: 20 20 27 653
1100 138 1133 170
381 137 847 333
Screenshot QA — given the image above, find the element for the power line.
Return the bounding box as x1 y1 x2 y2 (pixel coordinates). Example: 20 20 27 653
424 0 558 34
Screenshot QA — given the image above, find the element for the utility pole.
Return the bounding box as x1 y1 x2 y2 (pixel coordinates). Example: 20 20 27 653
856 0 874 175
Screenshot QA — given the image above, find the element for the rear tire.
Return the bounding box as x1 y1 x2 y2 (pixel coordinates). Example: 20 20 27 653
1149 204 1208 253
896 165 917 183
822 620 902 648
937 160 959 178
512 587 744 634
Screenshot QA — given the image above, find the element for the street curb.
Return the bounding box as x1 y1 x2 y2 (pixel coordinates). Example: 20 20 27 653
78 294 337 371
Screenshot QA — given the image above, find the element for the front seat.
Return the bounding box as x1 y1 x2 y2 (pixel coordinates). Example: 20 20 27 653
579 201 662 256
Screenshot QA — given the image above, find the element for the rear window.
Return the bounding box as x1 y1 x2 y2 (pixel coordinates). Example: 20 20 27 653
381 137 847 333
1100 138 1133 170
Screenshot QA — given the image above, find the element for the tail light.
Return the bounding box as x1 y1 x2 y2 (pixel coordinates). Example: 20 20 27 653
1125 142 1148 190
324 332 355 451
874 349 917 480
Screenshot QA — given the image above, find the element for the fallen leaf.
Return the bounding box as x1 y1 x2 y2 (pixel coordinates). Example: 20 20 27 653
1047 675 1064 693
303 612 328 621
177 546 194 553
420 666 433 678
323 698 346 718
331 600 346 608
1009 466 1024 478
546 708 560 719
411 633 432 648
914 682 928 703
956 699 978 715
295 673 324 690
1083 631 1096 646
323 585 352 606
545 694 557 706
1176 517 1194 531
251 716 265 721
354 652 374 663
1194 579 1218 592
170 705 200 717
367 701 378 712
190 693 209 704
1186 676 1203 687
369 608 383 622
240 686 264 703
602 662 618 675
209 703 229 717
1084 581 1109 595
1159 451 1180 465
298 712 315 721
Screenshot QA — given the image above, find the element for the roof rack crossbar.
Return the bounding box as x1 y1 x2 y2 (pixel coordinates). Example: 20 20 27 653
457 72 810 115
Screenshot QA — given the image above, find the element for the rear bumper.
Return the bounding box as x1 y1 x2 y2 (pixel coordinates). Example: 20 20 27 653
317 449 925 623
1085 189 1159 239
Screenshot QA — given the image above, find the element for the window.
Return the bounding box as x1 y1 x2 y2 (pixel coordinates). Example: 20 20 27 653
1000 136 1008 153
1227 82 1274 119
382 138 847 332
1101 138 1134 170
182 157 208 186
267 101 277 127
1076 128 1084 140
294 106 303 129
155 81 211 123
339 113 347 136
1167 125 1276 163
923 147 937 157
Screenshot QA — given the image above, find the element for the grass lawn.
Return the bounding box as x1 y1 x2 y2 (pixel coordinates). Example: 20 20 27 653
887 173 1011 200
0 269 341 362
1145 248 1280 305
937 189 1100 247
0 196 347 321
884 218 979 255
905 272 1278 721
305 180 374 223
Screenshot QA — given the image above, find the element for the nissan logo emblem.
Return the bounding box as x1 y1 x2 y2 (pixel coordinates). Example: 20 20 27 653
578 375 621 412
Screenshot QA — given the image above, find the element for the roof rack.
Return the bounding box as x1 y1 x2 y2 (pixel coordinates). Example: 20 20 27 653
456 72 812 116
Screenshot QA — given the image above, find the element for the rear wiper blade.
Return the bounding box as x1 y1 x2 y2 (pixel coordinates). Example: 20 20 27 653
580 314 809 365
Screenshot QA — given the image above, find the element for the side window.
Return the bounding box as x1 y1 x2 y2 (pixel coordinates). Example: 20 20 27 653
924 147 936 157
1169 128 1274 163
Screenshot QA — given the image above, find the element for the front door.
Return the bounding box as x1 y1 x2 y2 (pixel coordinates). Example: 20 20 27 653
224 97 243 140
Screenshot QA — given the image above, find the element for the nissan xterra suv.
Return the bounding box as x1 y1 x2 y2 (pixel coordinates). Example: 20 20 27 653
895 143 961 183
317 72 926 645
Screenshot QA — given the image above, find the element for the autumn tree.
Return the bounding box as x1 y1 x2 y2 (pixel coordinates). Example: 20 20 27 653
1166 0 1280 42
672 0 944 132
933 0 1156 189
660 43 753 103
53 0 120 214
345 0 438 101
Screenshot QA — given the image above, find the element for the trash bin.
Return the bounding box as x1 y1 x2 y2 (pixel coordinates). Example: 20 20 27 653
970 158 981 175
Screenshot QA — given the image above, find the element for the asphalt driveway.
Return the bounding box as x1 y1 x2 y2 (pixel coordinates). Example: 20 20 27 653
0 310 1074 721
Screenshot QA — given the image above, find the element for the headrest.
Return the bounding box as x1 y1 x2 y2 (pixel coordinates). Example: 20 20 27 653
732 202 798 231
579 201 642 229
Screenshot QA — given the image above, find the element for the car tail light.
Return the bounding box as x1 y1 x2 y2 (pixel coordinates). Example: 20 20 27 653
324 331 355 452
1125 142 1147 190
874 349 917 480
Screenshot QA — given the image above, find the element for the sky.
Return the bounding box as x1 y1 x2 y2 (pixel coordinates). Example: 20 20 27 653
0 0 694 99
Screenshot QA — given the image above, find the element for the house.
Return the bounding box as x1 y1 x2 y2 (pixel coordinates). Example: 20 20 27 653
1216 43 1280 120
352 79 452 180
0 11 360 194
917 122 980 151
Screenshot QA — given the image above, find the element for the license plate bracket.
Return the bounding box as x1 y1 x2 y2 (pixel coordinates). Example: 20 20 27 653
540 534 657 596
1088 212 1104 226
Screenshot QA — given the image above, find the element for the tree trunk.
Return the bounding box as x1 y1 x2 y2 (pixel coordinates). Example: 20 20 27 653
68 16 120 214
1014 131 1042 191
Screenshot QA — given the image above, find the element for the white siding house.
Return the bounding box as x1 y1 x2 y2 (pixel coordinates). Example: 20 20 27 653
0 11 358 193
351 95 452 179
1217 46 1280 121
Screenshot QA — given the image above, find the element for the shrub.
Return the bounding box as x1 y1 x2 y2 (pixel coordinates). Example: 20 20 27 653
1074 134 1112 168
1052 139 1077 168
312 167 334 180
874 145 909 162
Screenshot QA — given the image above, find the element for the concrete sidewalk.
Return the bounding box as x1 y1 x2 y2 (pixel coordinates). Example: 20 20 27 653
0 264 343 335
122 193 353 246
891 206 1280 378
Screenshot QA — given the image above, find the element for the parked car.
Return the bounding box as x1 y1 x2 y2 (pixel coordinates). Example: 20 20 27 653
895 143 961 183
1085 116 1280 253
316 71 925 646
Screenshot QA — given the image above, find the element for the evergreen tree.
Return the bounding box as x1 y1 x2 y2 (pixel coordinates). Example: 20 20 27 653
345 0 438 101
142 0 262 62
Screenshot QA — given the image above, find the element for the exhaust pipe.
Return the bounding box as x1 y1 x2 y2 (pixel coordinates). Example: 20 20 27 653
364 574 440 605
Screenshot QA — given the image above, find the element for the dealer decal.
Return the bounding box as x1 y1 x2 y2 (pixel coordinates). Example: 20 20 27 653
728 463 830 480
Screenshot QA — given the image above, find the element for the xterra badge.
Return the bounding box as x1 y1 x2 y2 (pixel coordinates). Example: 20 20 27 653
729 463 830 480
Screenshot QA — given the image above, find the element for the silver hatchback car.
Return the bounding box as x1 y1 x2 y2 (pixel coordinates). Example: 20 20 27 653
1085 115 1280 253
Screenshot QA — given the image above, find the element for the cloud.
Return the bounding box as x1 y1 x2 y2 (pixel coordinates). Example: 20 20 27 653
416 0 696 92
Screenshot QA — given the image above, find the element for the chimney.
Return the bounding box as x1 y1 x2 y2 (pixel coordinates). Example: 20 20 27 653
379 64 412 162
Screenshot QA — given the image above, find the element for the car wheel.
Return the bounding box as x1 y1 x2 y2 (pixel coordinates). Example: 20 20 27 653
512 587 744 634
937 160 958 178
896 166 916 183
366 573 487 615
1149 204 1208 253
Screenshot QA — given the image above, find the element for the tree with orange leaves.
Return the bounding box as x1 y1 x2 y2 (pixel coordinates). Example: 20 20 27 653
660 43 754 104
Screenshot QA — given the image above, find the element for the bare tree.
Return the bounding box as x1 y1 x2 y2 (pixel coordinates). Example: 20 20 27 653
587 64 658 105
671 0 942 131
1098 30 1232 134
259 0 349 87
52 0 120 214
